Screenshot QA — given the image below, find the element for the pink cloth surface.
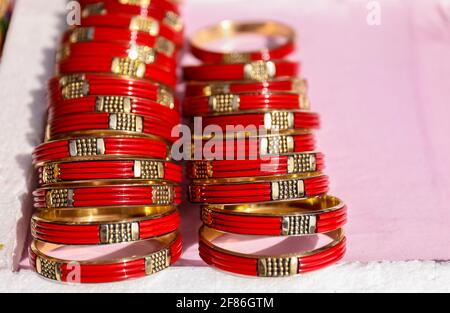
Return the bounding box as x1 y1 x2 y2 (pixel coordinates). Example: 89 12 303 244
178 0 450 264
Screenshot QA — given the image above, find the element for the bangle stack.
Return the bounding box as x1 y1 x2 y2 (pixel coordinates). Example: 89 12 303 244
29 0 184 283
184 20 348 277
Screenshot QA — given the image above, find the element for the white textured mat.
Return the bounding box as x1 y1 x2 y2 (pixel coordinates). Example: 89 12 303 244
1 262 450 292
0 0 66 270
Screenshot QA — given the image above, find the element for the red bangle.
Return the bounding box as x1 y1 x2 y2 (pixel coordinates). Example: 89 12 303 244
33 136 169 165
189 175 328 204
201 195 346 236
189 21 295 63
80 0 181 20
58 56 177 88
186 78 307 97
32 206 180 245
34 184 181 208
200 111 320 132
47 112 177 142
39 160 182 185
76 14 183 46
30 231 182 283
48 74 176 108
64 27 176 53
199 227 345 277
59 41 176 71
184 92 310 116
194 133 316 158
49 96 180 123
183 60 299 82
188 152 324 179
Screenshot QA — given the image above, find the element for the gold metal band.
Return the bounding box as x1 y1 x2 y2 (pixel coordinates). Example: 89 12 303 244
34 205 175 222
244 60 276 81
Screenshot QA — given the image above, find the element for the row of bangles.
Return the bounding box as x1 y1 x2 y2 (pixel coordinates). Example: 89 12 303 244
29 0 347 284
183 20 348 277
30 0 184 284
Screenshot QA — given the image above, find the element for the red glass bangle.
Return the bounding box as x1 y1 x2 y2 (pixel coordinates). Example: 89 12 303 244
184 92 310 117
199 226 345 277
201 196 346 236
29 231 182 283
200 111 320 132
58 56 177 88
194 134 316 158
49 96 180 124
183 60 299 82
48 73 176 109
81 5 183 24
185 78 307 97
59 41 176 71
189 175 329 204
63 27 176 54
79 0 180 16
38 160 182 185
33 136 169 165
188 152 324 180
189 21 295 63
34 184 181 209
32 207 180 245
76 14 183 46
47 112 177 143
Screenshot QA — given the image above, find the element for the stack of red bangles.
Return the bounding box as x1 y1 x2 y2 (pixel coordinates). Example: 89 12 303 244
184 21 347 277
29 0 183 284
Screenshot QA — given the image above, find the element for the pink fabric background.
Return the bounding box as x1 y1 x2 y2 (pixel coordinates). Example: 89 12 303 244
178 0 450 264
13 0 450 270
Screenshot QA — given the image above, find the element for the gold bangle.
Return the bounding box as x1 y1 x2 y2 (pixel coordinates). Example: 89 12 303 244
204 195 343 217
33 205 176 224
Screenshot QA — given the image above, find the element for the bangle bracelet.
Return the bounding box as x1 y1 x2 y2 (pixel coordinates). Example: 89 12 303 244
186 78 307 97
49 96 180 123
58 56 177 88
188 152 324 179
48 112 177 143
183 60 299 82
201 195 346 236
80 0 180 16
184 92 310 116
49 74 176 109
31 206 180 245
200 111 320 132
189 175 328 204
33 136 170 165
38 160 182 185
59 41 176 71
63 27 176 58
77 14 183 46
199 226 345 277
34 184 181 208
190 21 295 63
81 4 183 26
194 133 316 158
29 231 182 283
